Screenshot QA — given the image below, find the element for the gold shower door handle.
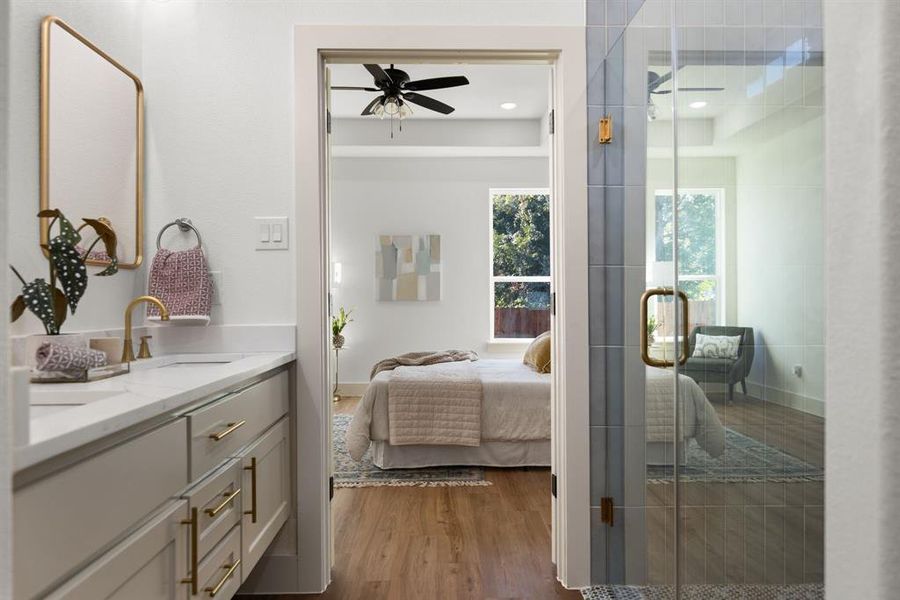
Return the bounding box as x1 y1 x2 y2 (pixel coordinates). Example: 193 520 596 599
640 287 690 367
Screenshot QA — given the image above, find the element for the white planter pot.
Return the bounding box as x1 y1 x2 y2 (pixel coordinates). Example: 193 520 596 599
24 333 88 368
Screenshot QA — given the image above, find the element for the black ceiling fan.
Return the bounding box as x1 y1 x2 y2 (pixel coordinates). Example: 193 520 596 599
332 64 470 117
648 70 725 95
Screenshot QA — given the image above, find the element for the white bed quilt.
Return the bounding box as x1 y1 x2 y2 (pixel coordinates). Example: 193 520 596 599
347 359 551 461
645 367 726 457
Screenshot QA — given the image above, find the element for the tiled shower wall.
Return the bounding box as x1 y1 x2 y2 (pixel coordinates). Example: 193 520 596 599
586 0 651 585
585 0 825 586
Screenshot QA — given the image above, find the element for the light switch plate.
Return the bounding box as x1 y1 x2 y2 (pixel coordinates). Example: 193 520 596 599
209 270 223 305
255 217 289 250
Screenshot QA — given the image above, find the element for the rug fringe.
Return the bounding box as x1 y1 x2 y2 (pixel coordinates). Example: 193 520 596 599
335 480 493 488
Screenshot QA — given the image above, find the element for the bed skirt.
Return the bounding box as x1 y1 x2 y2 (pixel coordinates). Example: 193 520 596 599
371 439 551 470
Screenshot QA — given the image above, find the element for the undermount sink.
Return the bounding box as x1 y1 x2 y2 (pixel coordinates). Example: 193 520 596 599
159 361 233 369
29 389 124 406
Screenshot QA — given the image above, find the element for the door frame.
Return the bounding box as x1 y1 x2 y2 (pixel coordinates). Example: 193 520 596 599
293 25 588 592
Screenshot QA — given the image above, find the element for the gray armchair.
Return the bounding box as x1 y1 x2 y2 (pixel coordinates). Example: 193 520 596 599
681 326 755 403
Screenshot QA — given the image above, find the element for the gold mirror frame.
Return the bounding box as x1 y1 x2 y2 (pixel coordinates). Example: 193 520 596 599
39 15 144 269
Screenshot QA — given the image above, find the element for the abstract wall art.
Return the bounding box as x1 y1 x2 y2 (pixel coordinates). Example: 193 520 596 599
375 234 441 301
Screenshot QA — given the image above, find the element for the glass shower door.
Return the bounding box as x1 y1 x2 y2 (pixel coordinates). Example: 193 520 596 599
671 0 825 595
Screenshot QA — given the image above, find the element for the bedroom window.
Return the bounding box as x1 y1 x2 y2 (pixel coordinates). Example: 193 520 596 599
653 188 725 328
490 189 551 340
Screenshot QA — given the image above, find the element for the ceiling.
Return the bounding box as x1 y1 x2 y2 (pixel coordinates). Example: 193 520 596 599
328 63 550 120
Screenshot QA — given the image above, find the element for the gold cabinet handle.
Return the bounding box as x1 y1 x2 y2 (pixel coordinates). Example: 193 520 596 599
204 488 241 518
209 420 246 441
205 559 241 597
180 507 199 595
640 287 690 367
244 457 257 524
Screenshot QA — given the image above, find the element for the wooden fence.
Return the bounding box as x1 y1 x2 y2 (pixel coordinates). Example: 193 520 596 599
494 308 551 339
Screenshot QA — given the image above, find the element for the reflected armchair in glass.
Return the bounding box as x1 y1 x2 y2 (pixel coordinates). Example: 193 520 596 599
681 326 755 403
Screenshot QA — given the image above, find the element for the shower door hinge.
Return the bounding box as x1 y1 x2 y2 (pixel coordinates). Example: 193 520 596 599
600 497 615 526
551 292 556 316
327 109 332 134
551 473 558 498
548 109 555 135
329 475 334 501
598 115 613 144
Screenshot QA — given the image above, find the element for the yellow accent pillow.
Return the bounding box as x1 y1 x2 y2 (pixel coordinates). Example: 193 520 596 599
523 331 552 373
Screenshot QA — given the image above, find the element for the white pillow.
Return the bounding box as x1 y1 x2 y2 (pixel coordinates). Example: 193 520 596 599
692 333 742 359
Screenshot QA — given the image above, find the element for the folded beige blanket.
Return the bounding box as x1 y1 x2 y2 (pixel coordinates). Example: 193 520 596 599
388 361 482 447
369 349 478 380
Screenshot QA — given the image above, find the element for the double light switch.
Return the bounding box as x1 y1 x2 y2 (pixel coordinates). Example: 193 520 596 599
255 217 289 250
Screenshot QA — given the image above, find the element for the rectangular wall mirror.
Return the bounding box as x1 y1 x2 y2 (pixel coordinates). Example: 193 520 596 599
40 16 144 268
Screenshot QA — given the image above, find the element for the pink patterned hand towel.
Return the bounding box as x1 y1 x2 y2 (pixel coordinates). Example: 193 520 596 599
146 247 212 324
36 342 107 372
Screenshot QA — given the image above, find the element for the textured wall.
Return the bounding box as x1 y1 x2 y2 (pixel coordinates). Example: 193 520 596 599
824 2 900 597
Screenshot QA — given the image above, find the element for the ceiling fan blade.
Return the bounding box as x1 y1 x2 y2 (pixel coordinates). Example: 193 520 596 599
401 92 455 115
648 70 673 91
331 86 380 91
364 64 392 87
651 90 673 95
361 96 384 116
403 76 470 92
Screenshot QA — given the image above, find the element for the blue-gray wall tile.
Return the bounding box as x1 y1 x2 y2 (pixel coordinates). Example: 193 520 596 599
589 266 625 346
608 426 625 502
605 35 625 107
624 266 645 347
604 106 625 186
587 0 606 26
608 507 626 583
624 107 647 186
590 347 609 426
624 425 647 505
627 0 646 22
587 28 607 106
623 507 648 584
607 0 627 25
589 186 625 266
591 426 608 504
591 507 609 582
624 185 646 266
624 348 647 427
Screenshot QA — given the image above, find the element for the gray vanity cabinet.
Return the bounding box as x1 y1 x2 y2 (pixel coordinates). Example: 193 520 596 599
45 499 190 600
239 417 291 579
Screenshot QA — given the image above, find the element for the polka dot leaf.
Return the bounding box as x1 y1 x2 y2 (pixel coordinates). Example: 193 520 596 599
21 279 60 335
48 236 88 313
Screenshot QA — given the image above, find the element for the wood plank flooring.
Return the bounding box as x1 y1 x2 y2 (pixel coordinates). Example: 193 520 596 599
240 394 823 597
244 397 580 599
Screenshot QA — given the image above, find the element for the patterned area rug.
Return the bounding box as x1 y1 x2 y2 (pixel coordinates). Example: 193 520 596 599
332 413 491 488
581 583 824 599
647 429 823 484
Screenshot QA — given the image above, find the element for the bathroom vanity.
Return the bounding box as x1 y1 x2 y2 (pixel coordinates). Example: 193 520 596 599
12 352 295 600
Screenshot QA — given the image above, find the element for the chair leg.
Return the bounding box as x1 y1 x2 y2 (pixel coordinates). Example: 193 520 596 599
740 378 748 396
728 383 734 404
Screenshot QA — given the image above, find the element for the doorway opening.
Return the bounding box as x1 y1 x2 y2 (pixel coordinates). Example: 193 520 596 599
322 59 571 597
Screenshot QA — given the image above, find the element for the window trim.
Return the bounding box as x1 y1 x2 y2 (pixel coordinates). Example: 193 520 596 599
489 187 552 342
652 187 726 326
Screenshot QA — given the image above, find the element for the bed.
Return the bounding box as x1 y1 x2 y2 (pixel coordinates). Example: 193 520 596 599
346 358 725 470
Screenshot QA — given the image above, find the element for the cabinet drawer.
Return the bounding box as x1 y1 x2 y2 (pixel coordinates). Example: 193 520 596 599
197 525 242 600
45 499 189 600
188 371 288 480
14 420 188 599
183 460 242 561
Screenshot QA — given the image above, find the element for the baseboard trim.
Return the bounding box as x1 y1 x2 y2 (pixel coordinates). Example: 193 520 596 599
745 381 824 418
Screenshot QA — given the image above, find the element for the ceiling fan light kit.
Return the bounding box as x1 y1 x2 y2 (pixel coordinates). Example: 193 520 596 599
331 63 470 137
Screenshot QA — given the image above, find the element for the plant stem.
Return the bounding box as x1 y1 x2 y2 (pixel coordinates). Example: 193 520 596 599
81 236 103 264
9 265 27 286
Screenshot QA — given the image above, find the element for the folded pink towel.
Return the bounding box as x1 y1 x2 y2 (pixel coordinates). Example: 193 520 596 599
147 246 212 323
36 342 107 372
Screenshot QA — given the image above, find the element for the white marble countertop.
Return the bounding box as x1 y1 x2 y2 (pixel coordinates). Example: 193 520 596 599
14 352 295 472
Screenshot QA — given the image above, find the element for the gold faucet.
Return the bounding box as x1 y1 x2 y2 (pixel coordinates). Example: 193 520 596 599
121 295 170 363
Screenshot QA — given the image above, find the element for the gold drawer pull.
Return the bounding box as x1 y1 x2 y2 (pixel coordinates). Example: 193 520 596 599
180 507 199 595
244 457 257 523
209 420 246 441
205 488 241 517
205 559 241 598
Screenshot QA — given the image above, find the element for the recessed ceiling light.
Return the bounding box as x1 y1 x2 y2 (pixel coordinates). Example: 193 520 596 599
500 102 518 110
689 101 708 110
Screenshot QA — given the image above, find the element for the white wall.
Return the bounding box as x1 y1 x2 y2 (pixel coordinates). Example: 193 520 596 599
138 1 581 328
332 156 549 383
735 115 824 414
1 0 13 595
7 1 146 338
